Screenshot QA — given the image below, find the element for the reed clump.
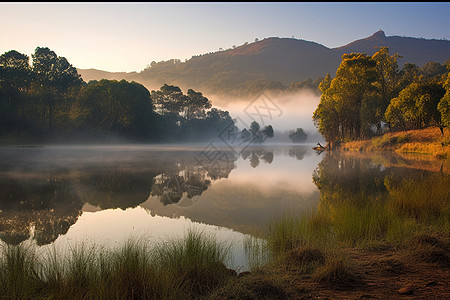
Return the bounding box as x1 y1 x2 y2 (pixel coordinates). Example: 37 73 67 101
0 229 233 300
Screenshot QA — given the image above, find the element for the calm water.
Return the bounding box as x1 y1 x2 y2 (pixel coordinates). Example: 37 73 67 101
0 144 447 271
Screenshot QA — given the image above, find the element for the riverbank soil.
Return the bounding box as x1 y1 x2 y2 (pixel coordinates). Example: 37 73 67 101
212 234 449 299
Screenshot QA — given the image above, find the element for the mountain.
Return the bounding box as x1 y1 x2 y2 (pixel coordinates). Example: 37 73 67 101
335 30 450 67
77 31 450 96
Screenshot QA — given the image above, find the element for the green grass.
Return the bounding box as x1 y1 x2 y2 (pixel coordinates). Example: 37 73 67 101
247 172 450 269
0 242 41 299
0 229 233 300
1 171 449 298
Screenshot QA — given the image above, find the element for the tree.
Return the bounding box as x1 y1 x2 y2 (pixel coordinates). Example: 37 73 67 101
246 121 274 144
419 62 447 80
0 50 31 131
314 54 378 142
313 73 339 148
385 81 445 130
438 70 450 127
31 47 83 131
185 89 211 120
289 128 308 143
371 47 401 130
397 63 420 91
151 84 185 116
262 125 274 140
71 79 155 138
249 121 260 138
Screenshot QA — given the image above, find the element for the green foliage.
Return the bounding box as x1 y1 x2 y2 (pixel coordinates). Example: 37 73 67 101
385 81 445 130
314 47 449 143
313 73 339 146
288 127 308 143
71 79 155 138
438 71 450 127
245 121 275 144
0 47 236 143
313 52 381 144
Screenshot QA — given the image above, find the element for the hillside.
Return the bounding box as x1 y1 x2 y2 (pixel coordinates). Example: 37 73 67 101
336 30 450 67
77 31 450 96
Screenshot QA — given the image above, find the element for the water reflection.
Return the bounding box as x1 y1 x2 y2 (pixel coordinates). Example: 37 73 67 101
0 145 317 247
312 151 449 224
0 175 82 245
2 145 445 253
241 149 274 168
150 151 237 206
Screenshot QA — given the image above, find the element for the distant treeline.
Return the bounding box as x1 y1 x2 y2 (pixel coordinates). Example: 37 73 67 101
313 47 450 148
141 58 324 98
0 47 237 143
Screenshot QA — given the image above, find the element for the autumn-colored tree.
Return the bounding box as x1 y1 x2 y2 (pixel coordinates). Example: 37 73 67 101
371 47 401 130
313 53 378 143
438 69 450 127
313 73 339 147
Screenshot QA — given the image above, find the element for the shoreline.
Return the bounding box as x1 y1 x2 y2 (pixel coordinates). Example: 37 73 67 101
338 127 450 159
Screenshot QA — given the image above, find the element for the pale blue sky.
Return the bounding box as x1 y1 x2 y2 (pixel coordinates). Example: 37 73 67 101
1 2 449 72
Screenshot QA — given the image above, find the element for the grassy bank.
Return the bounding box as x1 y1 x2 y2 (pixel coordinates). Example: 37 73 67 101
341 127 450 158
0 230 233 299
1 172 449 299
221 170 449 299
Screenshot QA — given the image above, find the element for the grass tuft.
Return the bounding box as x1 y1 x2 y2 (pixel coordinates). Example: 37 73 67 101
312 258 362 290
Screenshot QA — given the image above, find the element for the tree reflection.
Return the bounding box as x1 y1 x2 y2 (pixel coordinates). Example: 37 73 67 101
150 151 237 206
312 152 388 203
311 152 449 236
0 176 82 246
241 149 274 168
75 166 158 210
0 164 161 245
288 148 307 160
151 171 211 206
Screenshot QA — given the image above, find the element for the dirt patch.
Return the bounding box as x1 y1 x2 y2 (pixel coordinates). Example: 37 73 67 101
212 235 450 299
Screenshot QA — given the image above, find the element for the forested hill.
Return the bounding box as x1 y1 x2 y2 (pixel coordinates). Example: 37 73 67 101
77 31 450 97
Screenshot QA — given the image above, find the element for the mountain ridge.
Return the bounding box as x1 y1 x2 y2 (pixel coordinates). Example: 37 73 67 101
77 31 450 96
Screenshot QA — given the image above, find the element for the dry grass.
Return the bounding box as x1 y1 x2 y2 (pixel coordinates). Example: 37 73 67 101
407 234 450 267
312 258 363 290
341 127 450 158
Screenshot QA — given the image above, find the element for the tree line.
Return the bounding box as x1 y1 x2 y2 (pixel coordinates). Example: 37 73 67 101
0 47 237 143
313 47 450 148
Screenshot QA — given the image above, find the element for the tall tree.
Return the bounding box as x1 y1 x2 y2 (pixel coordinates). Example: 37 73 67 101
438 69 450 128
313 53 378 143
71 79 155 138
151 84 186 116
185 89 211 120
31 47 83 131
371 47 401 131
289 128 308 143
385 81 445 130
0 50 31 131
313 73 339 147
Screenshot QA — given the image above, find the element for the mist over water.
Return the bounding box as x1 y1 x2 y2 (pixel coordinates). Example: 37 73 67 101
211 89 324 143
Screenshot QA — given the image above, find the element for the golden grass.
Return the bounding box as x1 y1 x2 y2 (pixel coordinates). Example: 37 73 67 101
341 127 450 158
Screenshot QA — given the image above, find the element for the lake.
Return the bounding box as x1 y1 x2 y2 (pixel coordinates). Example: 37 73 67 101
0 144 447 272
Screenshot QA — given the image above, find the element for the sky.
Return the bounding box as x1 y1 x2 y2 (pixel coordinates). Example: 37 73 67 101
1 2 450 73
